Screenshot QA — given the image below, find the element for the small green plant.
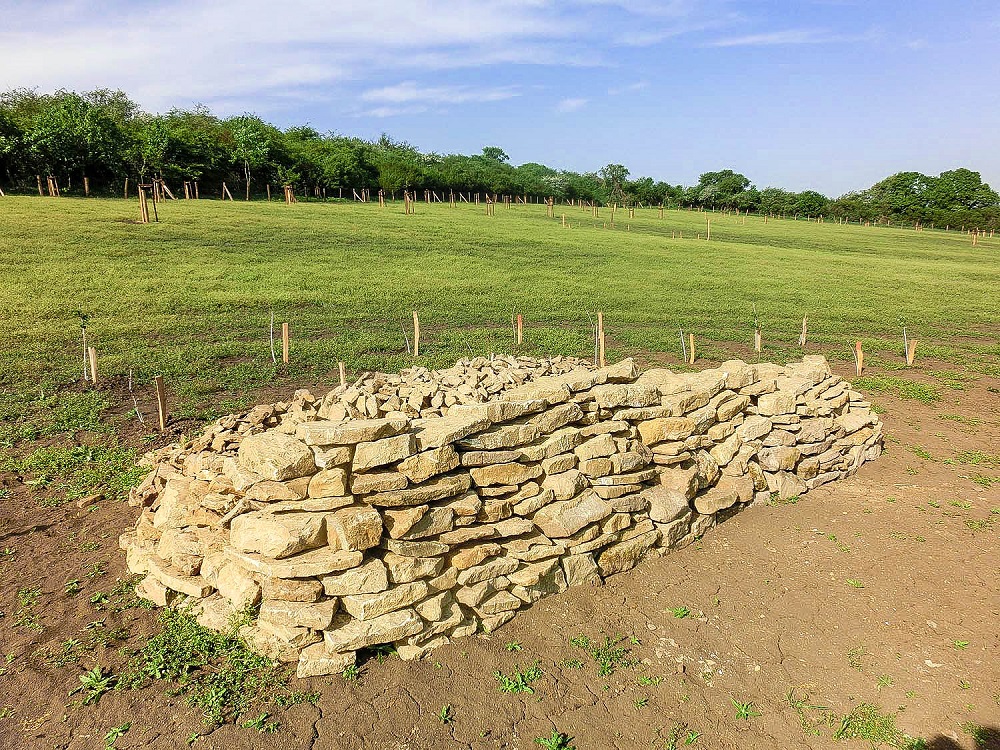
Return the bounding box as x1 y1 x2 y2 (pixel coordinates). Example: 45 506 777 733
953 640 969 650
74 666 114 705
877 674 894 690
103 721 131 749
64 579 82 596
637 675 662 686
910 446 932 460
495 662 544 694
342 665 360 681
732 698 761 720
833 704 916 746
505 641 523 652
535 730 575 750
561 658 584 670
634 697 649 709
437 704 454 724
670 606 691 619
959 680 971 690
241 713 279 733
847 579 865 589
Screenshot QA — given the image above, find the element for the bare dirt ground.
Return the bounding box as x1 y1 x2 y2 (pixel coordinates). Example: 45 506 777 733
0 358 997 750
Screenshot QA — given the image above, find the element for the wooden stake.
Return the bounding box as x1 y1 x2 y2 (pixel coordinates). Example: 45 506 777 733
412 311 420 356
854 341 864 376
84 176 89 197
266 184 271 201
754 329 762 354
37 175 43 196
906 339 917 366
87 347 98 385
597 311 606 367
281 322 289 364
338 361 347 387
706 217 711 240
688 333 695 365
154 375 167 432
799 315 808 347
516 314 523 346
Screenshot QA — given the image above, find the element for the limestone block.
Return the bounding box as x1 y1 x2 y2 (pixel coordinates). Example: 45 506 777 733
321 559 389 596
353 433 416 472
230 511 326 559
238 433 316 481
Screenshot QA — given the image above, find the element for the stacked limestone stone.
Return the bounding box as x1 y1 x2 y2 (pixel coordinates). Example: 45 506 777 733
120 355 882 679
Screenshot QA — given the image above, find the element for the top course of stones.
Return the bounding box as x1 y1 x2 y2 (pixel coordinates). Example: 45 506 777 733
120 354 883 678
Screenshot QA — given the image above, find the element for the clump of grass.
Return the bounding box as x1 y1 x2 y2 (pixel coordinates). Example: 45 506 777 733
732 698 761 720
938 414 981 427
853 376 940 405
7 444 145 504
119 608 296 727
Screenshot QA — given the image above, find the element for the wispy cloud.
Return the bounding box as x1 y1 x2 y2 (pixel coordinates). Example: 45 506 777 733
608 81 647 96
361 82 520 105
555 97 588 112
707 28 872 47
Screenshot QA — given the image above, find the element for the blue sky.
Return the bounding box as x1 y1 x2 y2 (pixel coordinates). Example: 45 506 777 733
2 0 998 195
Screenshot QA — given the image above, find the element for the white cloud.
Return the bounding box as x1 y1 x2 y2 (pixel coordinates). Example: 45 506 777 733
706 28 874 47
555 97 588 112
361 82 520 105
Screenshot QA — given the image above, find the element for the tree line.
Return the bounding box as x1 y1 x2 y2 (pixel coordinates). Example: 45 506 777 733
1 88 997 229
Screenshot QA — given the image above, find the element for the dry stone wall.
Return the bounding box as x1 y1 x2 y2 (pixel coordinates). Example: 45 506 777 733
121 355 883 678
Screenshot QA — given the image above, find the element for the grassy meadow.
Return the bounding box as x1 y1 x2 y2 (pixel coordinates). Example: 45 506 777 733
1 195 998 420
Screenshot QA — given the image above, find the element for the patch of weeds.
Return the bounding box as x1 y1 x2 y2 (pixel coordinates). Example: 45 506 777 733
847 579 865 589
732 698 761 720
954 450 1000 467
670 606 691 619
938 414 981 427
959 680 972 690
638 675 663 686
930 370 976 390
910 446 932 460
13 586 42 632
64 579 81 596
971 475 999 488
832 704 924 748
570 635 635 676
362 643 396 664
535 730 575 750
505 641 523 652
103 721 131 749
494 662 544 694
437 704 454 724
73 666 114 705
853 376 940 405
877 674 894 690
11 444 145 504
241 713 279 734
953 640 969 650
949 499 972 509
771 492 800 505
786 689 836 737
634 696 649 709
966 517 996 533
848 645 867 671
561 658 584 670
656 723 700 749
341 665 360 682
960 722 999 748
119 607 296 727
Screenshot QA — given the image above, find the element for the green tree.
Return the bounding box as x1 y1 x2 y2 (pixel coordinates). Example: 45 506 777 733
227 114 272 200
598 163 629 204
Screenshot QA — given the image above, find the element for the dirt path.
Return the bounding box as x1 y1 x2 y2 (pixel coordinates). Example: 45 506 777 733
0 362 997 750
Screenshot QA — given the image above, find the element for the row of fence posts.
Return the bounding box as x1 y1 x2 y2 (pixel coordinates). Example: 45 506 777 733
79 308 919 433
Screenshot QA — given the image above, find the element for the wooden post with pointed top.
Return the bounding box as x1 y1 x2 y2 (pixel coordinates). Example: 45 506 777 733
281 322 289 364
154 375 167 432
706 217 711 240
339 361 347 387
799 315 808 347
906 339 917 366
854 341 864 376
688 334 695 365
516 314 523 346
412 311 420 357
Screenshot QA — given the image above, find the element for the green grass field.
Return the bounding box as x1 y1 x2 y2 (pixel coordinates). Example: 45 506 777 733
1 196 998 419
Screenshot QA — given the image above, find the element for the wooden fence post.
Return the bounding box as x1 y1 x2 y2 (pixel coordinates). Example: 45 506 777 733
88 347 98 385
597 312 606 367
854 341 864 376
516 314 523 346
154 375 167 432
282 322 289 364
799 315 808 347
688 334 695 365
338 362 347 388
412 311 420 356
